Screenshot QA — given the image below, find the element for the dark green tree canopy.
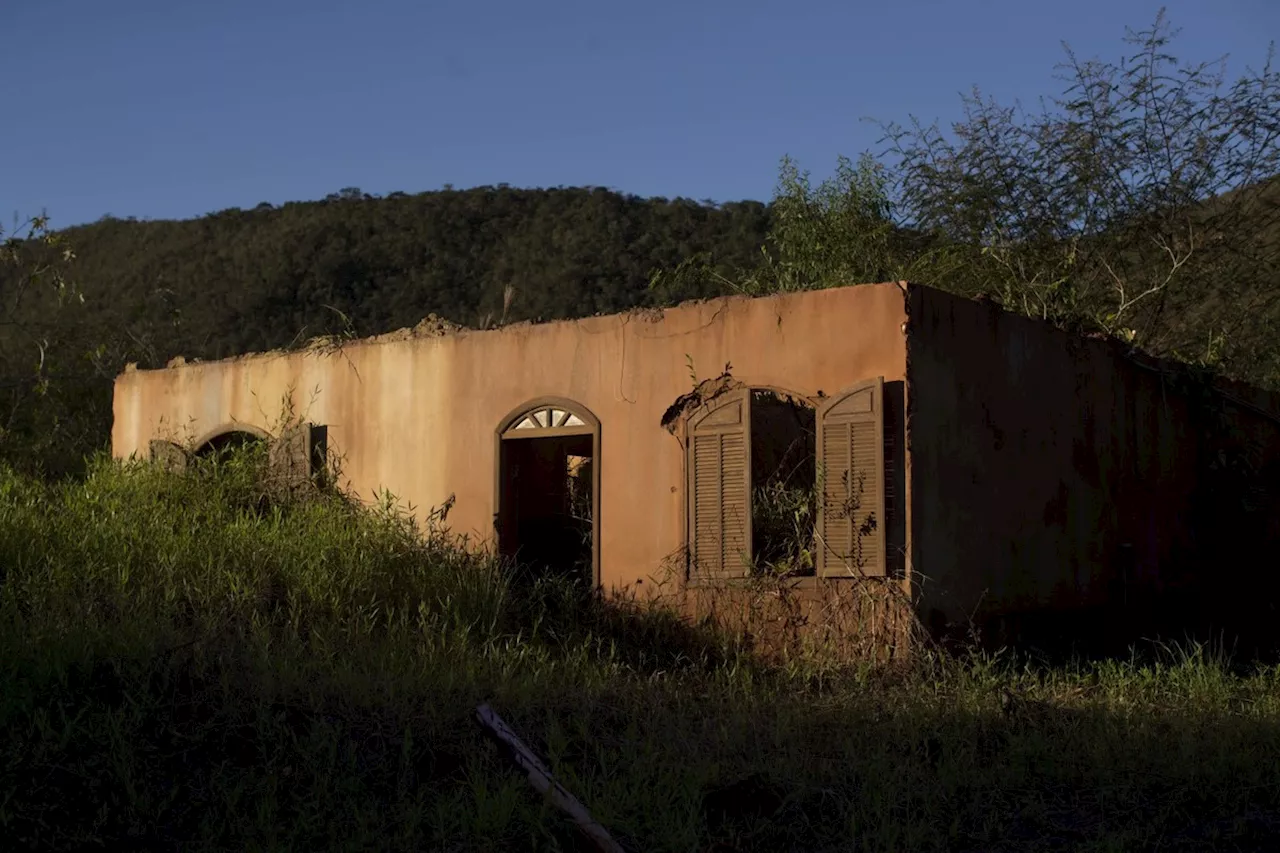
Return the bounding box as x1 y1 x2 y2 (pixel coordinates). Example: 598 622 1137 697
53 186 770 367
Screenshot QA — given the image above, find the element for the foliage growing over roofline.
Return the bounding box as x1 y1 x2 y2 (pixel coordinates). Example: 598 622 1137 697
654 10 1280 389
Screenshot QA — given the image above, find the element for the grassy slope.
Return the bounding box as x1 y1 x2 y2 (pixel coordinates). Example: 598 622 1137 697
2 455 1280 851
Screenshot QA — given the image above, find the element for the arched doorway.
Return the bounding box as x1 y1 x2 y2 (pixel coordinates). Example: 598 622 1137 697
495 399 601 588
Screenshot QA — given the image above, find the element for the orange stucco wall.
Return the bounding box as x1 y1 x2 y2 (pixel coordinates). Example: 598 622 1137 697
113 283 910 595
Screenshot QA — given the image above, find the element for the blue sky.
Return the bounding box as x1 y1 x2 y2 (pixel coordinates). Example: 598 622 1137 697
3 0 1277 228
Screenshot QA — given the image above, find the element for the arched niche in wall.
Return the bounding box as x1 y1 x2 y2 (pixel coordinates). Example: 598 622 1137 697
494 398 601 589
192 424 272 458
151 421 329 492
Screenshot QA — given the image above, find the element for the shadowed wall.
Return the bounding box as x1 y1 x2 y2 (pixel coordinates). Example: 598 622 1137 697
907 286 1280 656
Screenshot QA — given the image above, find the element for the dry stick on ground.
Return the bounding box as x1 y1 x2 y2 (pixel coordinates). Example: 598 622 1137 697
474 703 628 853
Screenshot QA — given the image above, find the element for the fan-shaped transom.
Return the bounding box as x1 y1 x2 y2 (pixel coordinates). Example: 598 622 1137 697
511 406 586 430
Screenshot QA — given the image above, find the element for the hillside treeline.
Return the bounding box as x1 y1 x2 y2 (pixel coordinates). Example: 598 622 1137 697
67 186 772 365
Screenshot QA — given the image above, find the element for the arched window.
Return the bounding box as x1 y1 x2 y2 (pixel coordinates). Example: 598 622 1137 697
683 381 903 581
685 387 818 579
496 398 601 588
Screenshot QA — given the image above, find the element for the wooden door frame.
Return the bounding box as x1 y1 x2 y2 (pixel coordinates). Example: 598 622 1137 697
494 397 602 589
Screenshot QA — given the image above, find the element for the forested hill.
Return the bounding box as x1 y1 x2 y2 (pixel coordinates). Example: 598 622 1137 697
64 186 771 366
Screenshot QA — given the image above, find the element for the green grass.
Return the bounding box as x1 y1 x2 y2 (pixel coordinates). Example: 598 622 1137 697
2 450 1280 851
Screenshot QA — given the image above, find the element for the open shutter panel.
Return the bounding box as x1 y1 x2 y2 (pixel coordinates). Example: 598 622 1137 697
149 439 189 473
687 389 752 578
817 378 886 577
269 423 319 489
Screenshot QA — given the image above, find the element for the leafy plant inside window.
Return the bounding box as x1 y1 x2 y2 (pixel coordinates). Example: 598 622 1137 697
752 479 818 578
750 391 817 578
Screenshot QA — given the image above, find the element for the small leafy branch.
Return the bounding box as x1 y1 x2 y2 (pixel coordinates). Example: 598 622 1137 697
0 213 79 314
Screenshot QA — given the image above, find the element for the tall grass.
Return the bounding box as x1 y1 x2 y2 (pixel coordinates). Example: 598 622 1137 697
2 450 1280 851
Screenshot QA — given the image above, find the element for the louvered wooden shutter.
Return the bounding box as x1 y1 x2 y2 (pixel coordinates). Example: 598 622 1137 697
269 423 319 489
817 378 886 577
687 389 752 578
149 439 189 473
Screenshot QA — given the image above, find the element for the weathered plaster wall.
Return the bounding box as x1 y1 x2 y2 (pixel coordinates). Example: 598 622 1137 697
906 286 1280 652
114 283 910 595
676 579 917 662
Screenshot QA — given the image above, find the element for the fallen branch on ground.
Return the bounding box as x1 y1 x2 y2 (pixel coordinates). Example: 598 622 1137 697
474 703 627 853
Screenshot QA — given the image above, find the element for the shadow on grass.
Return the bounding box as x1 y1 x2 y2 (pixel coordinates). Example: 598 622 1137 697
7 630 1280 852
500 566 756 679
3 458 1280 851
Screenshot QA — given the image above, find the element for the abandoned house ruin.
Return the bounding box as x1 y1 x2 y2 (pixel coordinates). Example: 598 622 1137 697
112 282 1280 658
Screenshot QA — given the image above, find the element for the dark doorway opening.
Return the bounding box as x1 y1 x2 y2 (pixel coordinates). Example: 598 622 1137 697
496 401 599 589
